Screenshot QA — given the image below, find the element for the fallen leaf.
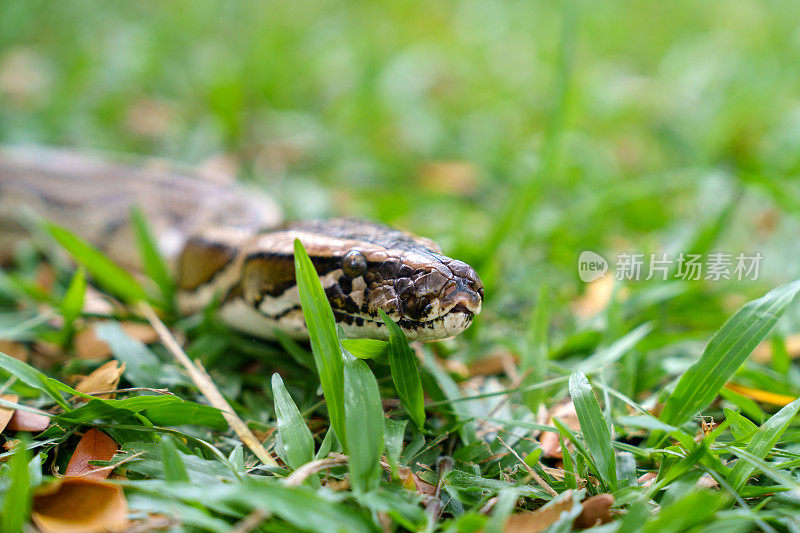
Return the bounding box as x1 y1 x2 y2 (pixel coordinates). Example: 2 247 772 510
75 321 157 360
540 400 579 459
756 208 779 238
418 161 478 195
637 472 656 488
75 361 126 399
412 473 437 498
6 408 50 432
0 47 49 104
505 491 575 533
324 478 351 491
696 473 718 489
751 334 800 364
442 358 469 378
125 97 174 139
0 394 18 432
0 339 29 361
32 478 129 533
574 493 615 529
572 274 615 319
725 382 797 407
82 286 116 315
65 429 119 481
35 263 57 293
467 350 518 377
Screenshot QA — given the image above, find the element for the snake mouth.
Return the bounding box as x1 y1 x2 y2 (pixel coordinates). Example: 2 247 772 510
449 303 474 316
332 301 476 341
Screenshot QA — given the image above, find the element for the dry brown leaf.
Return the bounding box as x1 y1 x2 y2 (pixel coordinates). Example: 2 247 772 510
418 161 478 195
0 47 49 104
65 429 119 481
442 358 469 378
412 473 437 498
324 478 351 491
0 339 30 361
467 350 518 377
125 98 174 138
541 400 580 459
637 472 656 488
696 473 719 489
75 322 157 360
574 493 615 529
75 361 126 399
6 408 50 432
35 263 57 293
572 274 615 319
751 334 800 364
82 286 116 315
505 491 575 533
0 394 18 433
32 478 129 533
755 208 779 238
394 466 437 500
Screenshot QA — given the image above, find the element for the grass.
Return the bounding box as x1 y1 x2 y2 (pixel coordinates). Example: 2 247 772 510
2 0 800 530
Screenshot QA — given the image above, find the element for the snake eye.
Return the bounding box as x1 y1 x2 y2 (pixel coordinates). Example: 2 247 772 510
342 250 367 278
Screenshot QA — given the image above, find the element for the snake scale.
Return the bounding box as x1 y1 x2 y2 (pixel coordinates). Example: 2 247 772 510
0 146 483 341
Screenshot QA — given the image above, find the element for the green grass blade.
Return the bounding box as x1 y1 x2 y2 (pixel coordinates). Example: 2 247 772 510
341 339 388 360
131 206 175 309
2 441 31 532
315 428 335 460
273 329 316 370
60 267 86 328
293 238 347 449
569 372 617 489
343 349 385 493
727 397 800 490
0 350 70 409
94 322 163 388
160 435 190 482
723 408 758 441
660 279 800 426
486 488 521 533
47 222 148 304
380 310 425 428
520 284 549 412
478 2 576 276
559 433 577 489
642 488 728 533
553 417 600 482
271 373 314 470
726 446 800 490
575 322 652 374
384 418 407 478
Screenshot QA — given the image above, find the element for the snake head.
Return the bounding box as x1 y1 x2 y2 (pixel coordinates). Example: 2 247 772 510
343 249 483 340
312 219 484 340
225 218 483 341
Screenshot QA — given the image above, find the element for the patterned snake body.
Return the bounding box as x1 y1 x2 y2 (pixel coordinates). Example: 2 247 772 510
0 146 483 340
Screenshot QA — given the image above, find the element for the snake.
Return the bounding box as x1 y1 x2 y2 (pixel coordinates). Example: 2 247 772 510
0 146 483 341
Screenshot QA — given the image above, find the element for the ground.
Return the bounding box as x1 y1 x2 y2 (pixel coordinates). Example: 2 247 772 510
1 1 800 531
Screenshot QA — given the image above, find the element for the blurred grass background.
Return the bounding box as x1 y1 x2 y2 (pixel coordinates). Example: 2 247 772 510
1 0 799 352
